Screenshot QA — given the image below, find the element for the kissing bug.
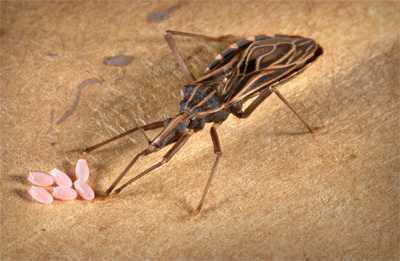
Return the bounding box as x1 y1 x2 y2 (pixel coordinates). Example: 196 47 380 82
85 30 323 213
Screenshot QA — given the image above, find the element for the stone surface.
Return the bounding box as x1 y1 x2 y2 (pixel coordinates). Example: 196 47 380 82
1 1 399 260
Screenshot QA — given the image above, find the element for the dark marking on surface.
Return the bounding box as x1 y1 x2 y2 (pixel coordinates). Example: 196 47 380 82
349 153 357 160
56 78 103 125
9 175 26 183
47 52 58 57
103 55 134 67
98 225 108 232
15 189 32 202
147 1 185 23
47 109 55 134
46 109 57 145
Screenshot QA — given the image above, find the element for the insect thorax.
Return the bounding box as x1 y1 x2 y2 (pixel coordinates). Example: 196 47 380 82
179 84 230 130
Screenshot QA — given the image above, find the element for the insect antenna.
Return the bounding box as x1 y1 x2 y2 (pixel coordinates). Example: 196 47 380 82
84 118 171 153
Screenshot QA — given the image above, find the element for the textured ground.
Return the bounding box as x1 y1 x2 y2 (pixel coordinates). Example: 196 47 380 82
1 1 399 260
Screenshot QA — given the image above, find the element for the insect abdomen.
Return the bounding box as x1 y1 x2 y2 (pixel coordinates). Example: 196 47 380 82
205 35 271 72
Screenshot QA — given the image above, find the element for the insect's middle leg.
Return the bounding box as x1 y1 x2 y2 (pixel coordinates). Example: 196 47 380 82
194 123 222 214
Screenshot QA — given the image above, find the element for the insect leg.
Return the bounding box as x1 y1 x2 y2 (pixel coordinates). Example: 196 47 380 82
166 30 238 43
194 123 222 214
164 31 196 81
84 118 171 153
231 88 273 118
231 87 313 133
105 149 148 195
270 87 313 133
138 128 152 145
164 30 241 81
113 131 192 194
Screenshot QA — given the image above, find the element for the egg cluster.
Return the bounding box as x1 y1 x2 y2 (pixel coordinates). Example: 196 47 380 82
27 159 95 204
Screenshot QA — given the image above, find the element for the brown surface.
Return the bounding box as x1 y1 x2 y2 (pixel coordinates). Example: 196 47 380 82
1 1 399 260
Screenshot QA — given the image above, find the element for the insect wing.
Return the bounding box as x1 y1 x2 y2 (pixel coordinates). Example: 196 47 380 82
225 35 321 103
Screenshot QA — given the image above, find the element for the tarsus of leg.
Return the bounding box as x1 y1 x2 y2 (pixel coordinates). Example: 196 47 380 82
195 124 222 213
113 131 192 194
105 149 148 195
271 87 314 133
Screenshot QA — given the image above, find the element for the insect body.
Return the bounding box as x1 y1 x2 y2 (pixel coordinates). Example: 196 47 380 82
85 30 322 213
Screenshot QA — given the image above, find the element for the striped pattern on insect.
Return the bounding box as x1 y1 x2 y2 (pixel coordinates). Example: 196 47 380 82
85 30 323 213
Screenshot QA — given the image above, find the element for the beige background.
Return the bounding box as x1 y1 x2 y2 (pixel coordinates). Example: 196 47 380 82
1 1 399 260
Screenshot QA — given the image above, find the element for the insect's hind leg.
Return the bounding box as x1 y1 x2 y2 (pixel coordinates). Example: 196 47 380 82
231 87 313 133
231 88 273 119
270 87 313 133
84 118 171 153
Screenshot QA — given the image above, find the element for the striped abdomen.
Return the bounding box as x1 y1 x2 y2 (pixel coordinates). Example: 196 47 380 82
224 34 322 103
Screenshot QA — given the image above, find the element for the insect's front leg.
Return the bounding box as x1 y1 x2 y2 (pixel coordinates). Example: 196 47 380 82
113 131 193 194
194 123 222 214
105 149 148 195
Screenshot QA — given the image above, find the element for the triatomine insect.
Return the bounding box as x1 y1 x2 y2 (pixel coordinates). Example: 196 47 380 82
85 30 323 213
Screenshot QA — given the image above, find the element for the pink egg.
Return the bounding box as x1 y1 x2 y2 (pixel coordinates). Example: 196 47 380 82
52 186 78 201
28 186 54 204
75 159 89 181
28 171 54 186
74 180 95 200
49 168 72 187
